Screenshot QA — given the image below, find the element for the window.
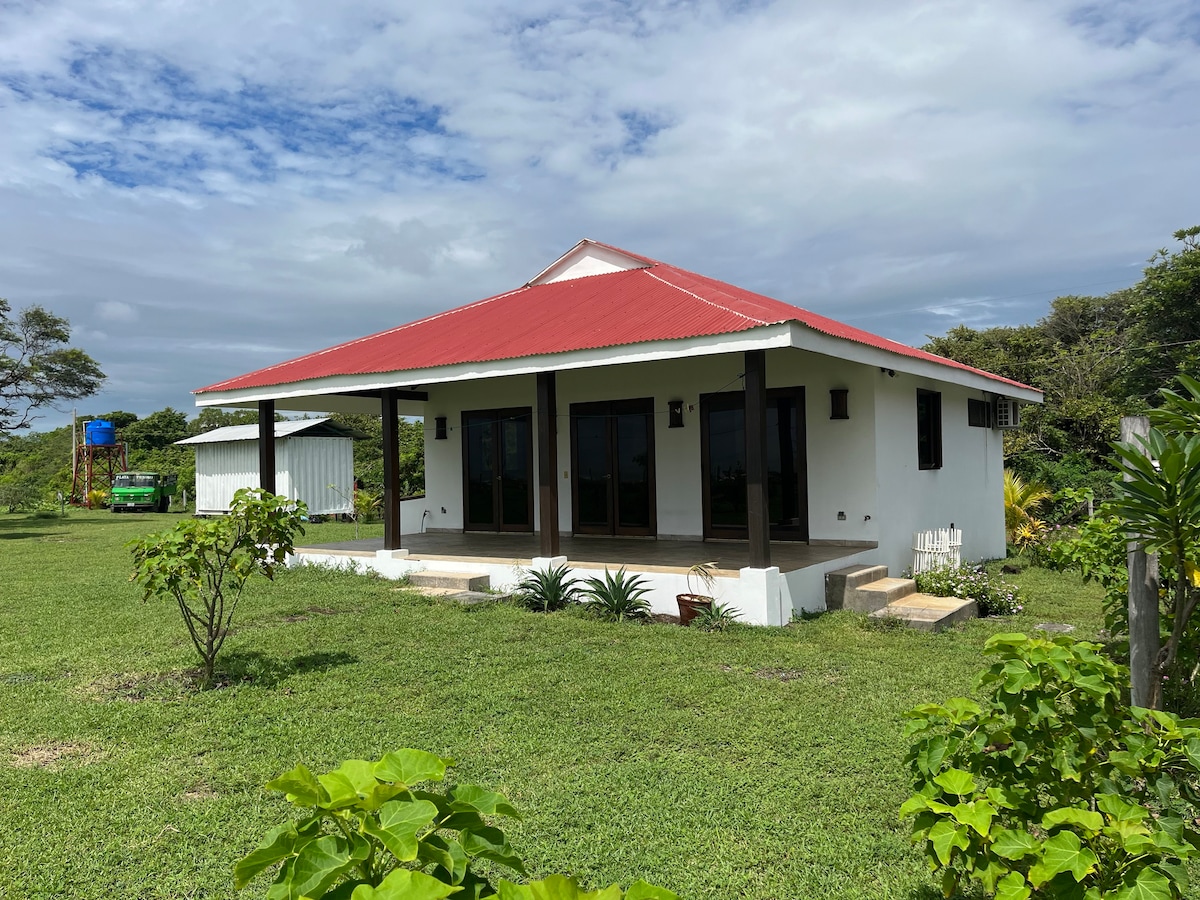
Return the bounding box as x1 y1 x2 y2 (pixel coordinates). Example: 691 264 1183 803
917 390 942 469
967 398 991 428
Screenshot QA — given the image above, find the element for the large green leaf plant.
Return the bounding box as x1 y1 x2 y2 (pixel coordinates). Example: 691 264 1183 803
237 749 677 900
901 633 1200 900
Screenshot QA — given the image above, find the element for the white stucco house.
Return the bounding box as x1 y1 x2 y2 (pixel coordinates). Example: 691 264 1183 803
192 240 1041 624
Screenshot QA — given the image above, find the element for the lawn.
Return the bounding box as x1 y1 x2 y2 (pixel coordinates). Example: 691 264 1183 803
0 510 1106 899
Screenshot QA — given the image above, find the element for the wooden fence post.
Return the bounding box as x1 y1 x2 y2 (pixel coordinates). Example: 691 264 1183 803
1121 415 1160 709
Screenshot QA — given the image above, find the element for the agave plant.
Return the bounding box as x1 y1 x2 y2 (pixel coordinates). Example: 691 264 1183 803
515 562 581 612
582 567 652 622
690 600 741 633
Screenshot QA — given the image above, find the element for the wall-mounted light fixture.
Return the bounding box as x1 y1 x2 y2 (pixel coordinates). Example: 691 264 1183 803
434 416 447 440
668 400 684 428
830 388 849 420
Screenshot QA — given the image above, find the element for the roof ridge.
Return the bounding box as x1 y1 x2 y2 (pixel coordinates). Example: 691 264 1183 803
641 268 771 326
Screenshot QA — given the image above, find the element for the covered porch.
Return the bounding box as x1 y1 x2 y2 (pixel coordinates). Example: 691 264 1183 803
290 530 880 625
296 531 875 573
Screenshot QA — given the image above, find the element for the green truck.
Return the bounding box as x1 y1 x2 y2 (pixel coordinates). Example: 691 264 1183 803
110 472 178 513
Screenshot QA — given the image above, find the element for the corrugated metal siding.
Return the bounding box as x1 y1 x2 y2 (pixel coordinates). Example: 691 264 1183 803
192 437 351 515
195 441 259 514
284 437 354 516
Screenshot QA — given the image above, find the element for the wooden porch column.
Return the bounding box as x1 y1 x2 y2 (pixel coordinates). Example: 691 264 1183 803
744 350 770 568
258 399 276 495
381 388 402 551
536 371 560 557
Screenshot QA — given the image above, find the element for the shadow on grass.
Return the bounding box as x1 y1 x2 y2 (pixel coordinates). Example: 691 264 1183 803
218 650 358 688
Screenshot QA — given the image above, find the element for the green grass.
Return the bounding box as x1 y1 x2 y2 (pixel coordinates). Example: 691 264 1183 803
0 510 1106 899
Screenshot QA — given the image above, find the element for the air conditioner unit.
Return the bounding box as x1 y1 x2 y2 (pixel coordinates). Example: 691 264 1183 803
994 397 1021 429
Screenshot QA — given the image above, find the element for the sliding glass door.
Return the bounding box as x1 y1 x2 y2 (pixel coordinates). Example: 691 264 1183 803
700 387 808 541
570 398 656 536
462 407 533 532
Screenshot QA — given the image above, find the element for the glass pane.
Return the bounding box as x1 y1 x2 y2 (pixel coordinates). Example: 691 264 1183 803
465 414 494 527
768 399 802 530
575 414 609 528
615 412 651 528
708 406 746 529
500 415 530 527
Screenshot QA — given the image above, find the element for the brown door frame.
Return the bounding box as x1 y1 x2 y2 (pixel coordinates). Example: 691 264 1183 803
461 407 535 533
699 386 808 542
569 398 657 537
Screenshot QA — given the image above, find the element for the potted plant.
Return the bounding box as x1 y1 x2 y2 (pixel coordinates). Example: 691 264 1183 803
676 561 719 625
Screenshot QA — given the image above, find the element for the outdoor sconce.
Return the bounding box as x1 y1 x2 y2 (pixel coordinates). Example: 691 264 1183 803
830 389 849 420
434 416 447 440
668 400 684 428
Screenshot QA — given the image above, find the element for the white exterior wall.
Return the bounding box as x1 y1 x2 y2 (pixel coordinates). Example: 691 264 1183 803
193 436 354 516
421 349 883 543
872 373 1006 575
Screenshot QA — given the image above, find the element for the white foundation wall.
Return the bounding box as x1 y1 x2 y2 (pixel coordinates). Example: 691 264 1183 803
872 373 1006 575
420 349 882 542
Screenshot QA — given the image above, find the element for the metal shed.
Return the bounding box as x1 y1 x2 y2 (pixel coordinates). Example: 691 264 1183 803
176 419 357 516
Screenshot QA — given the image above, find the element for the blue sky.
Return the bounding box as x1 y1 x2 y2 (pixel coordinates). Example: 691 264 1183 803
1 0 1198 426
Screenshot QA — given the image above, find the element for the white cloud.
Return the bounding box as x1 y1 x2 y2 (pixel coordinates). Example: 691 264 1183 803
94 299 137 322
0 0 1198 422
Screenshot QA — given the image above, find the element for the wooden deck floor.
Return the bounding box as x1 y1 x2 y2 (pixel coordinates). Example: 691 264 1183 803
296 531 876 574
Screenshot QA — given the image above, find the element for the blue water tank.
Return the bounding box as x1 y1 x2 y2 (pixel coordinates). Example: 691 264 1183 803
84 420 116 446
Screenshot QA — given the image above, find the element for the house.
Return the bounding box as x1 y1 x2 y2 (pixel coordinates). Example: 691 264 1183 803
193 240 1041 624
176 418 358 517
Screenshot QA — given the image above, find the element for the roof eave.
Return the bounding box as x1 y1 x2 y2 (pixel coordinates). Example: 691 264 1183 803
194 321 1040 410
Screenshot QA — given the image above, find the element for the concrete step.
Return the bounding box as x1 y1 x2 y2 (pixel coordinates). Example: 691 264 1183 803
869 594 978 632
850 577 917 613
408 571 491 592
825 564 889 610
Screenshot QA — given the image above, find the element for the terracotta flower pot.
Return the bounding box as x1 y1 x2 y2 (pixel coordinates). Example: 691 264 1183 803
676 593 713 626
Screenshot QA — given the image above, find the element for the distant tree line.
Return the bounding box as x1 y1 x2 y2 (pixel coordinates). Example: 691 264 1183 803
0 406 424 512
923 226 1200 503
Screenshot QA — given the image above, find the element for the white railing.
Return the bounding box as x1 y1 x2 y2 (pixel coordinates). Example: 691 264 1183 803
912 528 962 574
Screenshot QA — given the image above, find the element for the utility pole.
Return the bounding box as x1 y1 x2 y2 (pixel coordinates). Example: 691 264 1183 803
1122 415 1160 709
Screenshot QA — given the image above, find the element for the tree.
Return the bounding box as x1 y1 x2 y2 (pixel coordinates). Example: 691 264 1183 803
129 488 306 689
0 299 104 434
1125 227 1200 402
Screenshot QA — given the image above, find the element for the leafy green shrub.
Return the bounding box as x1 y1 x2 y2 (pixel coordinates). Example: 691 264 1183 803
582 567 652 623
690 600 741 632
237 749 677 900
1046 508 1129 631
902 633 1200 900
516 563 580 612
913 564 1023 616
129 488 306 689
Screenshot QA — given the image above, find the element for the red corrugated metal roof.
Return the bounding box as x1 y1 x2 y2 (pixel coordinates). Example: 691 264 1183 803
196 244 1039 395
